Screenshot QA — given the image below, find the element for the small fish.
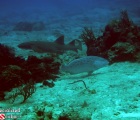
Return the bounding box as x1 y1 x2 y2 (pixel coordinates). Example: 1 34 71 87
60 56 109 75
18 35 82 54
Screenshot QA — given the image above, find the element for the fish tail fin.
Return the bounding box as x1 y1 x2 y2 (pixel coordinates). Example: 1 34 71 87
59 64 66 72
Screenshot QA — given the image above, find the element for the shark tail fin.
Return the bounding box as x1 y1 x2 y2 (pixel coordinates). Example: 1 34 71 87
68 39 82 51
59 64 66 73
75 39 82 51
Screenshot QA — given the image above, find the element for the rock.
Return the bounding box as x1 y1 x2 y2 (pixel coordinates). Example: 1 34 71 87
13 21 45 31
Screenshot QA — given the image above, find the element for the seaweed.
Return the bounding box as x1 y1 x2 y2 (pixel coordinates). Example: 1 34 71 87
80 27 96 46
119 10 132 28
6 80 36 103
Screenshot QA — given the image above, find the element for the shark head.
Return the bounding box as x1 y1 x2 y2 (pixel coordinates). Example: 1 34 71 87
18 42 33 49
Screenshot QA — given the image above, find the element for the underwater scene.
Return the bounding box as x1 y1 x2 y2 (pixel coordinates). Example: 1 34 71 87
0 0 140 119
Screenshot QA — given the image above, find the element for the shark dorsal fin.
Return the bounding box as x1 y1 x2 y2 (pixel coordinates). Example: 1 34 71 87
68 40 75 46
55 35 64 45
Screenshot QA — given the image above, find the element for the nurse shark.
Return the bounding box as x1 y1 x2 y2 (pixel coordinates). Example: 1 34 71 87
18 36 82 54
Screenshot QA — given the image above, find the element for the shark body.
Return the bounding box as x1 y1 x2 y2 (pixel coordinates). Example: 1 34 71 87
18 36 82 54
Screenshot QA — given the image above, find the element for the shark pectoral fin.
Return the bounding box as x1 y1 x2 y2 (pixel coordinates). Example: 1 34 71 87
55 35 64 45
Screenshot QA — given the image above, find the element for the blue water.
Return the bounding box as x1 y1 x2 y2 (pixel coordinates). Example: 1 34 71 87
0 0 140 40
0 0 139 22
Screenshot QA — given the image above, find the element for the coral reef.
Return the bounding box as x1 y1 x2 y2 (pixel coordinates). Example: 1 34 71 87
0 44 60 100
80 10 140 63
0 44 25 66
23 56 60 82
108 42 136 62
0 65 30 90
0 44 15 65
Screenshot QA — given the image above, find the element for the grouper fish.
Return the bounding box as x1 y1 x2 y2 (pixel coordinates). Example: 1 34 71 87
60 56 109 75
18 35 82 54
